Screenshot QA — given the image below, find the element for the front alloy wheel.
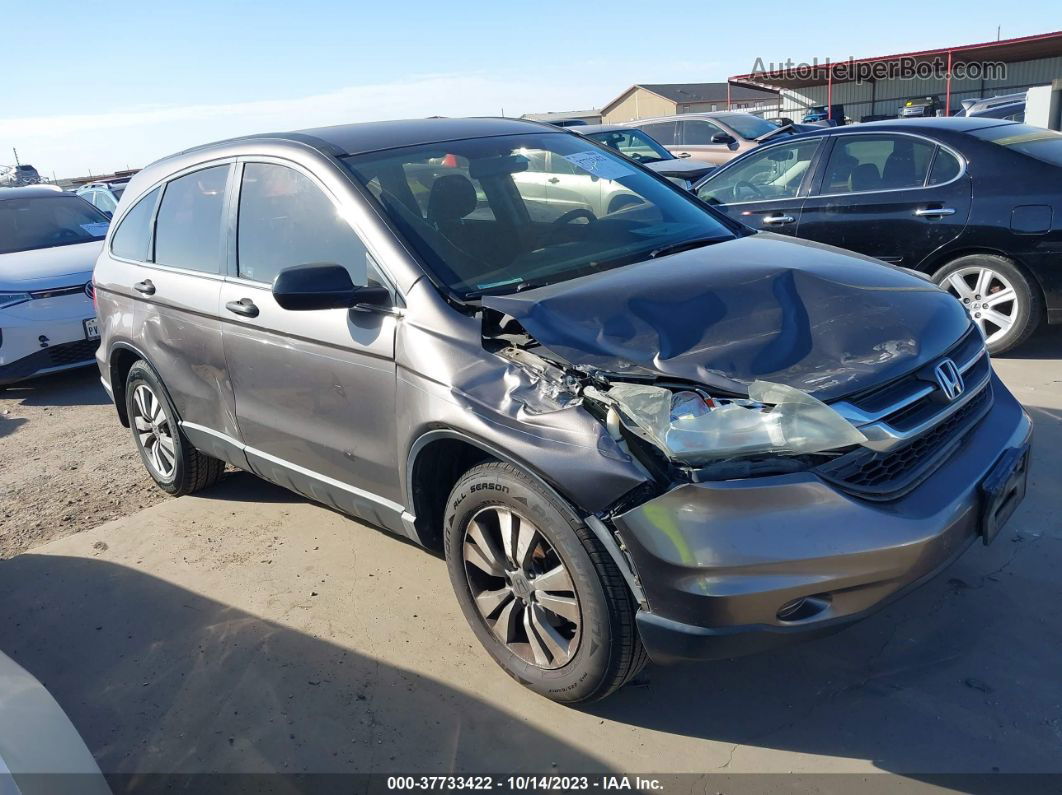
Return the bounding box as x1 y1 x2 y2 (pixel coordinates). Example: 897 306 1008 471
462 505 580 669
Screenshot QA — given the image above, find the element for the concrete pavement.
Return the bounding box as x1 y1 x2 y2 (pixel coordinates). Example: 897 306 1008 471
0 330 1060 785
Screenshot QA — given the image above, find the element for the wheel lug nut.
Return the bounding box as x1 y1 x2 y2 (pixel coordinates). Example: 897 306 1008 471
963 298 970 304
975 312 982 318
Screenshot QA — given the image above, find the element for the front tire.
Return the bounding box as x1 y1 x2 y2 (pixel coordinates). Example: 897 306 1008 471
443 461 647 703
125 361 224 496
933 254 1042 354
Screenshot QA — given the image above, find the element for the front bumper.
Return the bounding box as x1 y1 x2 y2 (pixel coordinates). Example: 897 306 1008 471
0 296 98 386
613 373 1032 663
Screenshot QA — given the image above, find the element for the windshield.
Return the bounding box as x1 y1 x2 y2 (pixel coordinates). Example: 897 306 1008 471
342 132 736 298
970 123 1062 167
718 114 782 140
0 195 110 254
583 129 672 164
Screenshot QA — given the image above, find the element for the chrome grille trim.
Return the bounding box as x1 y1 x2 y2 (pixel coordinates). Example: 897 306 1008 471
830 328 989 453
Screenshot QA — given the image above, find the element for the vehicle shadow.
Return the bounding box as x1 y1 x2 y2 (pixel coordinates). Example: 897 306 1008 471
587 400 1062 776
1 367 109 407
0 554 611 793
0 414 27 439
994 325 1062 360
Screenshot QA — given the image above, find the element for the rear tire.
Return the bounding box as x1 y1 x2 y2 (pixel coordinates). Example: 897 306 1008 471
125 361 224 496
933 254 1042 355
443 461 647 704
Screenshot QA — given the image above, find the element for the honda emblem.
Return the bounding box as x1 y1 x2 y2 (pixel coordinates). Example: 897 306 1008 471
934 358 964 401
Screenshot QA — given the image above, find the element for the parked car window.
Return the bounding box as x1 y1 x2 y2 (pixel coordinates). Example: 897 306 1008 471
696 139 821 205
970 123 1062 167
94 190 118 213
342 132 736 298
584 130 671 164
237 163 371 286
154 166 228 273
638 121 677 145
680 120 726 146
111 188 160 261
715 114 782 140
0 194 110 254
927 148 962 185
821 135 934 194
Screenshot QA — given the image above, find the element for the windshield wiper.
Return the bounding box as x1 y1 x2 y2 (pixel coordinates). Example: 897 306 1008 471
648 235 729 259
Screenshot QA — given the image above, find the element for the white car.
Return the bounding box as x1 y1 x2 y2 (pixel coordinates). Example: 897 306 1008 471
0 187 108 387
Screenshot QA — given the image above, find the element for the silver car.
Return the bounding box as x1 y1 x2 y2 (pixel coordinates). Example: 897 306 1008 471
94 118 1031 703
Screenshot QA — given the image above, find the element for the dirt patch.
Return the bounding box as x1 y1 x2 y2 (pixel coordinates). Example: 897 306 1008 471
0 367 168 558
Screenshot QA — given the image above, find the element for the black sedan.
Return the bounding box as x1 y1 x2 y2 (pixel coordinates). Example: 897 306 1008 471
693 118 1062 353
576 124 715 187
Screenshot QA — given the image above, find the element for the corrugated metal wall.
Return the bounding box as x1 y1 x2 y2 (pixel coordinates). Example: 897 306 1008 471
775 56 1062 121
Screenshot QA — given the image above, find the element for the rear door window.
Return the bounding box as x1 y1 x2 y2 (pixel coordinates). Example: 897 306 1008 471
111 187 160 261
154 165 229 273
680 120 726 146
927 149 962 185
237 163 371 286
820 135 934 194
638 121 677 145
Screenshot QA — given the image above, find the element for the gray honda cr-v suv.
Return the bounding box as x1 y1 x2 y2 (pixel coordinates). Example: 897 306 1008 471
94 118 1031 703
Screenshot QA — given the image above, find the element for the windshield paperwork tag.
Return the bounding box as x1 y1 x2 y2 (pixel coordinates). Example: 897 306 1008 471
80 222 109 236
562 151 634 180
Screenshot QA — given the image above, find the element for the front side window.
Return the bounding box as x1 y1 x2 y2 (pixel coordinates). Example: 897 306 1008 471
154 165 229 273
111 187 160 261
585 130 672 164
0 195 110 255
697 139 821 205
342 132 737 298
237 163 370 286
820 134 934 194
715 114 780 140
681 120 726 146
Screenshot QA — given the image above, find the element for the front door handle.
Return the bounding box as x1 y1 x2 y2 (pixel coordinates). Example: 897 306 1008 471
133 279 155 295
914 207 956 217
762 214 795 226
547 177 560 184
225 298 259 318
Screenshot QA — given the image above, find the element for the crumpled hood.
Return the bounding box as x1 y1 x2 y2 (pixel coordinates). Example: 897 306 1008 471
0 241 101 291
482 233 971 402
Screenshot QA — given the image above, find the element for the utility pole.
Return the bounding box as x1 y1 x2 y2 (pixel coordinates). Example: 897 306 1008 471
997 25 1001 41
12 148 20 167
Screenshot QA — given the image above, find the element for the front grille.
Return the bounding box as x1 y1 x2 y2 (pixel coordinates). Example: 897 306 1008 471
45 338 99 367
820 327 994 501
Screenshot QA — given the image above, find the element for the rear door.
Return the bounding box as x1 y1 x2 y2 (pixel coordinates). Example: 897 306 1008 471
796 132 972 266
112 164 238 444
218 159 401 509
694 137 825 235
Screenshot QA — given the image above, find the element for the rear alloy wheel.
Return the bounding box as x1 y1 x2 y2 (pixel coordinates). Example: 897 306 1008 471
934 254 1042 354
124 361 224 496
444 462 647 703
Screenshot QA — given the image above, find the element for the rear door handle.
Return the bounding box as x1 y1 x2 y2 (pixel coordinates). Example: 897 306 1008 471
133 279 155 295
914 207 956 217
762 214 795 225
225 298 259 318
547 177 560 184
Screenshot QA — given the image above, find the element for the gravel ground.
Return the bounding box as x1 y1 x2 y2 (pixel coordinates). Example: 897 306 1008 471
0 367 167 558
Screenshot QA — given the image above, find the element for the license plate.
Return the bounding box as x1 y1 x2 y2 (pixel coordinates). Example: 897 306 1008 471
979 443 1030 545
84 317 100 339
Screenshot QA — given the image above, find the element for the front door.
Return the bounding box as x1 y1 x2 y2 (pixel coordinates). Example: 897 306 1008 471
218 160 401 521
671 119 738 165
797 133 972 266
695 137 825 235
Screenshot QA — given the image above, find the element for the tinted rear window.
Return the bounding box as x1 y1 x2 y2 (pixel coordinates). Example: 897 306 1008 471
111 187 160 261
970 123 1062 167
154 166 229 273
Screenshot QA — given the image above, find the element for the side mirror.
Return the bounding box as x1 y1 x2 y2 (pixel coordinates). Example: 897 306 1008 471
710 133 736 145
273 263 391 311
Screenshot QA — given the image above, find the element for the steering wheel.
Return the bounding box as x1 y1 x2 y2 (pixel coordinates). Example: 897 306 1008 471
735 180 766 200
553 208 597 225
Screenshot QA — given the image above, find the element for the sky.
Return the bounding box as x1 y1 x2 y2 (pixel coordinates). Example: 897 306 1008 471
3 0 1059 178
